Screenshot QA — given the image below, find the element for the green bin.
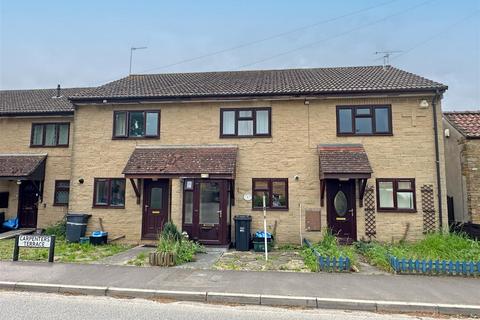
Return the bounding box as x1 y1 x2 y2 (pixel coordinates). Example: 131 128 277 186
253 238 273 252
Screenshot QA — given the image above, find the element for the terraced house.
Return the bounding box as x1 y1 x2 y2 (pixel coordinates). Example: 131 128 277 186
0 66 448 245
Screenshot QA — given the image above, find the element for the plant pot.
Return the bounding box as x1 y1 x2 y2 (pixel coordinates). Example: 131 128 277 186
149 251 176 266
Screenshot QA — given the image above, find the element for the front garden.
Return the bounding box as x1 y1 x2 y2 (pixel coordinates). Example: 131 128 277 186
2 218 479 276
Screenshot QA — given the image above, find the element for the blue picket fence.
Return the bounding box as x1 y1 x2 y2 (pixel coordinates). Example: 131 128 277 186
303 238 350 272
389 255 480 276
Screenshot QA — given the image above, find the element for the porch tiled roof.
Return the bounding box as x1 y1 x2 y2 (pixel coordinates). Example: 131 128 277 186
318 144 372 178
0 154 47 178
443 111 480 139
123 145 238 177
70 66 447 101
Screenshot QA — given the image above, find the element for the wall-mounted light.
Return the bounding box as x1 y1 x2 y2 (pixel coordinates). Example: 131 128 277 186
419 100 429 108
200 173 209 179
304 99 310 105
78 178 84 184
294 175 299 181
16 180 22 185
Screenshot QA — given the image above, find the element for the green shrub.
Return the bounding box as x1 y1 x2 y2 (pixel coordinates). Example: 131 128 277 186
160 222 182 242
44 219 66 238
156 223 204 265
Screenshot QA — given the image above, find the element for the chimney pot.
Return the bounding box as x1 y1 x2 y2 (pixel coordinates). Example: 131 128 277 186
56 84 61 97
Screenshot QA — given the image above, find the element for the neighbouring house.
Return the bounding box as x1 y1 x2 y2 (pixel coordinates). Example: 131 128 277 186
1 66 448 245
0 87 89 230
443 111 480 224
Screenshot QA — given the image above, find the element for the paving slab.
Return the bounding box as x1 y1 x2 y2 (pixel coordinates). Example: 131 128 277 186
174 246 227 269
95 245 154 265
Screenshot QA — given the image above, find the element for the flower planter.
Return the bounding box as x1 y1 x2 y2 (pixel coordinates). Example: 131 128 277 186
149 251 176 267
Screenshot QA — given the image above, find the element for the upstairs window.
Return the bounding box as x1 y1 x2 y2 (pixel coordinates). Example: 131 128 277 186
93 178 126 208
337 105 392 135
376 178 416 212
252 178 288 210
113 111 160 138
31 123 70 147
220 108 271 137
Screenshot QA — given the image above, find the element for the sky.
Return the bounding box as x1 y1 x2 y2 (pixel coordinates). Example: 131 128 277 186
0 0 479 110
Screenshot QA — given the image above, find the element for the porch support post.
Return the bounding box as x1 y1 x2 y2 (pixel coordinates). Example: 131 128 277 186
130 178 141 204
358 178 367 207
320 179 325 207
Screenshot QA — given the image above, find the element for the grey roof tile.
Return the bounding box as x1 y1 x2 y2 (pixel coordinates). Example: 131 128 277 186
71 66 447 101
0 87 91 115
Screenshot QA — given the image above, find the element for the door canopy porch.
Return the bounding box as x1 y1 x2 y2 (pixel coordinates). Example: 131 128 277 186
318 144 372 206
122 145 238 204
0 154 47 181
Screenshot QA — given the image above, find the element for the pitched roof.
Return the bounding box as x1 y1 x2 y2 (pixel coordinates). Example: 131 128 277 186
0 87 91 116
70 66 447 101
318 144 372 178
123 145 238 178
0 154 47 179
444 111 480 139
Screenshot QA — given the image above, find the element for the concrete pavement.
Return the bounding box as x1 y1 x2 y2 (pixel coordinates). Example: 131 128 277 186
0 261 479 316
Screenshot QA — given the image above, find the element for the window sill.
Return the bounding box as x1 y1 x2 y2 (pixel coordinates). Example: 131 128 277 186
252 207 289 211
337 133 393 137
92 205 126 209
220 135 272 139
112 136 159 140
377 209 417 213
30 145 69 148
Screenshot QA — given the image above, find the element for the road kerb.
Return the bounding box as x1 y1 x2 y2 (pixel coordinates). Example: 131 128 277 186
261 294 317 308
207 292 260 305
14 282 60 294
376 300 438 314
2 281 480 316
316 297 377 312
0 281 16 291
437 303 480 317
58 284 108 296
107 287 207 302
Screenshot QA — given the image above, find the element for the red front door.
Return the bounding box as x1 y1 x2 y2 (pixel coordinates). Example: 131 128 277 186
18 181 39 228
183 180 228 245
142 179 169 240
326 179 357 243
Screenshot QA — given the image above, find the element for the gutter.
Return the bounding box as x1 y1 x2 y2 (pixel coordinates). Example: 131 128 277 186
431 90 443 230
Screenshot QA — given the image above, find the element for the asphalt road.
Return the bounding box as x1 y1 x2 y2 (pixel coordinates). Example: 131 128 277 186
0 291 461 320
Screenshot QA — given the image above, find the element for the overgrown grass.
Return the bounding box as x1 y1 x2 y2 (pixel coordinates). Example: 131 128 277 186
356 232 480 272
156 222 204 265
0 238 131 263
126 251 149 267
301 230 358 272
44 219 66 238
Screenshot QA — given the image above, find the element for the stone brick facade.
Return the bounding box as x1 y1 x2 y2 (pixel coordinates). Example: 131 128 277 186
67 95 448 244
0 116 72 227
463 140 480 223
443 119 480 224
